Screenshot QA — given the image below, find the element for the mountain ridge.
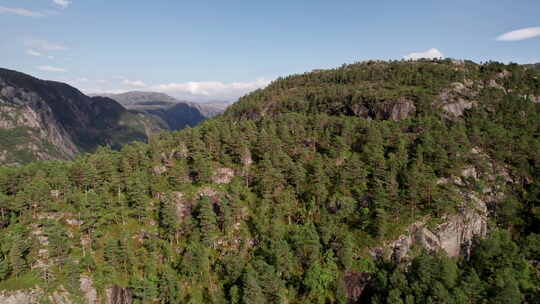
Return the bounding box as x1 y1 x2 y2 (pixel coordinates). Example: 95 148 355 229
0 68 165 165
0 60 539 303
96 91 228 130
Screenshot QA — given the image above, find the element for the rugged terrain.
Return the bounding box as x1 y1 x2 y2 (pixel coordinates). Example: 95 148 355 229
0 69 166 166
98 91 228 130
0 59 539 303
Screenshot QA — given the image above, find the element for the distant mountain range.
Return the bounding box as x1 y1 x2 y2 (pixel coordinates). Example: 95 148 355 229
0 70 229 166
94 91 230 130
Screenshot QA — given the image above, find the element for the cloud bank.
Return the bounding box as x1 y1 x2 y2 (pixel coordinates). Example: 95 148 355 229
150 78 271 101
37 66 66 72
0 6 43 17
81 77 272 102
404 48 444 60
496 27 540 41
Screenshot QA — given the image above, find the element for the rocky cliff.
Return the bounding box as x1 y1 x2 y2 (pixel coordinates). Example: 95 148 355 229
0 68 165 165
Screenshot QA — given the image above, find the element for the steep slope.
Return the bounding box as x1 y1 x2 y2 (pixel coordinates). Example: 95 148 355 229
99 91 226 131
0 68 164 165
0 60 539 303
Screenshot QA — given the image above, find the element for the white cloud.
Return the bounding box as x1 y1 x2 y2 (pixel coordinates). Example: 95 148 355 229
123 79 147 87
26 50 42 57
53 0 71 8
85 77 271 102
37 65 66 72
82 88 129 95
496 27 540 41
150 78 271 101
25 39 67 51
404 48 444 60
0 6 44 17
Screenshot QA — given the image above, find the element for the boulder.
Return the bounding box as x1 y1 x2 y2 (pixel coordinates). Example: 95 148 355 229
387 98 416 121
212 167 235 184
442 99 474 116
80 275 98 304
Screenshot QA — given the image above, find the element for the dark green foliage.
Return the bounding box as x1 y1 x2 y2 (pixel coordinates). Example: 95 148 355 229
0 60 539 302
366 231 537 304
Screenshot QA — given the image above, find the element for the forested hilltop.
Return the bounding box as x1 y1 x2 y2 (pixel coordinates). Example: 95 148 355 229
0 59 539 303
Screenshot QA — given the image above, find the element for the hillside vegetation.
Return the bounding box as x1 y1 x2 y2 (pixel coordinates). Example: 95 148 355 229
0 59 539 303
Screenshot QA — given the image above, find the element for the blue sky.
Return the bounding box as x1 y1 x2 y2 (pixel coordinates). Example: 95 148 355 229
1 0 539 101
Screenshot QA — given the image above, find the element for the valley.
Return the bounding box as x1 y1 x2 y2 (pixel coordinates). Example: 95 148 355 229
0 71 226 166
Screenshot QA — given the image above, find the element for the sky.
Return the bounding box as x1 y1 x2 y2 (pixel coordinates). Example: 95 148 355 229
1 0 539 102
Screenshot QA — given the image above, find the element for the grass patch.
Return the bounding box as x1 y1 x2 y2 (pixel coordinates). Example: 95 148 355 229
0 271 41 291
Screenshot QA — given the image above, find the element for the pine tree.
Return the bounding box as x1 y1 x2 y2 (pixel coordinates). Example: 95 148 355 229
198 196 219 247
242 264 265 304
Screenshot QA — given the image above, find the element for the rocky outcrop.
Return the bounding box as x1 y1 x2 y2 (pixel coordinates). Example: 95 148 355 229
212 167 235 184
0 278 131 304
80 275 98 304
0 289 73 304
0 291 42 304
350 98 416 121
442 99 474 116
436 81 478 117
370 162 501 262
384 98 416 121
106 286 132 304
370 195 488 263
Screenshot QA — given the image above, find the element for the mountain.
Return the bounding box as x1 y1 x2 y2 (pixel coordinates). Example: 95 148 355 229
96 91 179 106
0 59 539 303
98 91 228 130
526 62 540 71
194 101 233 117
0 68 165 166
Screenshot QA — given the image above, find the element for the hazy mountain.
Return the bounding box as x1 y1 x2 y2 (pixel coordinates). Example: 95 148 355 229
97 91 228 118
96 91 179 106
0 68 165 165
97 91 228 130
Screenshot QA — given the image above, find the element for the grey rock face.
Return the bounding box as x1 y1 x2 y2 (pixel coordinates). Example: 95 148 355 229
371 162 497 262
350 98 416 121
0 68 160 165
436 81 478 117
371 194 487 262
442 99 474 116
212 167 235 184
0 291 41 304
